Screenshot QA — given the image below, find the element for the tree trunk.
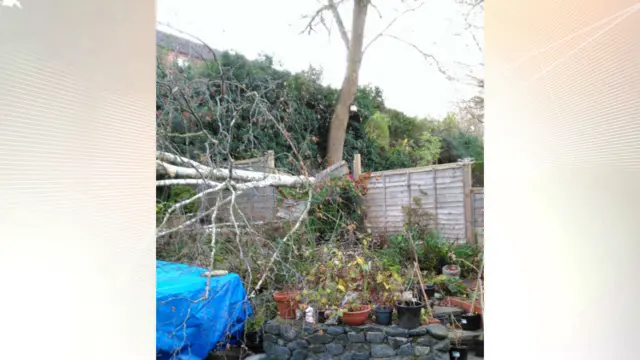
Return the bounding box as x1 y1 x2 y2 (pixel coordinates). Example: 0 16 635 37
326 0 369 166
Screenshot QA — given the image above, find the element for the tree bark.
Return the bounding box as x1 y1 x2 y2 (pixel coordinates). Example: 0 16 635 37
326 0 369 166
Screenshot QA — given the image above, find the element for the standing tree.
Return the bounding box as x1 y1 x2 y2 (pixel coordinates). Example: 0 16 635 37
303 0 480 165
303 0 369 166
303 0 433 165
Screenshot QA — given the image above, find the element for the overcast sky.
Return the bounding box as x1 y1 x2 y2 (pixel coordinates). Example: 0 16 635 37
156 0 483 119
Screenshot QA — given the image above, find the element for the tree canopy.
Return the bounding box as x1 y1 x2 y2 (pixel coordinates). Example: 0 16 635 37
156 49 484 184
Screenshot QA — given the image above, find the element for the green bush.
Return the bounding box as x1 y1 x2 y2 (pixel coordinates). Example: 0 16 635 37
306 175 368 243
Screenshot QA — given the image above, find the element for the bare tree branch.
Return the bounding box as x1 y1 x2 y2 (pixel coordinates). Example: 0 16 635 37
249 188 314 298
383 34 454 81
368 0 383 18
300 0 351 51
362 1 424 56
328 0 351 50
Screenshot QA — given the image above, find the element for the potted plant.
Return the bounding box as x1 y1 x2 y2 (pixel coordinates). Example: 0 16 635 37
373 304 393 325
373 290 395 326
416 273 437 302
395 297 424 330
458 258 484 331
460 311 482 331
320 287 343 324
339 296 371 326
302 285 341 324
244 315 264 353
273 285 299 319
449 343 469 360
371 268 404 326
449 327 469 360
424 283 436 298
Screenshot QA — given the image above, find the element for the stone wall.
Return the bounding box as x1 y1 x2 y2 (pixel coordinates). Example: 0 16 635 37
262 319 451 360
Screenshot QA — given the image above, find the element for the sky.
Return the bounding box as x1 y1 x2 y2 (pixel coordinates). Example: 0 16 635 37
156 0 484 120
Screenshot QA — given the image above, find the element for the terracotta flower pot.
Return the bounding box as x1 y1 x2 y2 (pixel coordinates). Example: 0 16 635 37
273 291 299 319
341 305 371 326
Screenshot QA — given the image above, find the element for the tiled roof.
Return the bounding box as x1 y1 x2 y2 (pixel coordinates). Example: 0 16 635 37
156 30 221 60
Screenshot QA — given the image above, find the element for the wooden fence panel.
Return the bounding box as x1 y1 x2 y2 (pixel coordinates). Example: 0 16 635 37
199 152 277 223
364 162 472 243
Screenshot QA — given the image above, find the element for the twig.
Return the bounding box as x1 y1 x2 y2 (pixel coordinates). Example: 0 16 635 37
205 192 223 298
467 261 483 315
249 188 313 298
362 2 424 55
383 34 454 81
414 262 433 317
328 0 351 50
301 0 350 51
406 231 433 317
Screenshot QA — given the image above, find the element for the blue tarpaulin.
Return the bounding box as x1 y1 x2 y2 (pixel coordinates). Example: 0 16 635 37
156 261 253 360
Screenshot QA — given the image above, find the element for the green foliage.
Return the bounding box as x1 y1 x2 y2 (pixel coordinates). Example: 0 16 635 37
301 243 404 311
156 185 200 220
377 142 415 170
306 175 368 242
434 113 485 185
385 109 432 144
374 198 453 276
451 243 483 278
245 293 275 333
375 233 412 274
414 132 442 166
156 48 484 179
157 52 382 173
433 276 469 297
365 111 391 148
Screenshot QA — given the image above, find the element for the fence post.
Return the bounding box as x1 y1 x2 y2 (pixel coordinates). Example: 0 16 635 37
432 168 439 233
407 170 412 209
353 153 362 179
265 150 276 221
266 150 275 174
382 174 387 234
463 162 474 244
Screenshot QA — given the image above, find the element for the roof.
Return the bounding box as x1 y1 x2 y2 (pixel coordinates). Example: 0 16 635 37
156 30 221 60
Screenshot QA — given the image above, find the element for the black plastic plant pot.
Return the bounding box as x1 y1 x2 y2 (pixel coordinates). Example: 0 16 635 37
415 284 437 303
425 284 436 298
449 346 469 360
474 338 484 357
395 300 424 330
317 310 326 324
244 331 263 353
436 256 448 275
460 313 483 331
374 305 393 326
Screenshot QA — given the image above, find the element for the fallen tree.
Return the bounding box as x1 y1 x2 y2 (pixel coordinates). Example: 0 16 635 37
155 26 354 312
